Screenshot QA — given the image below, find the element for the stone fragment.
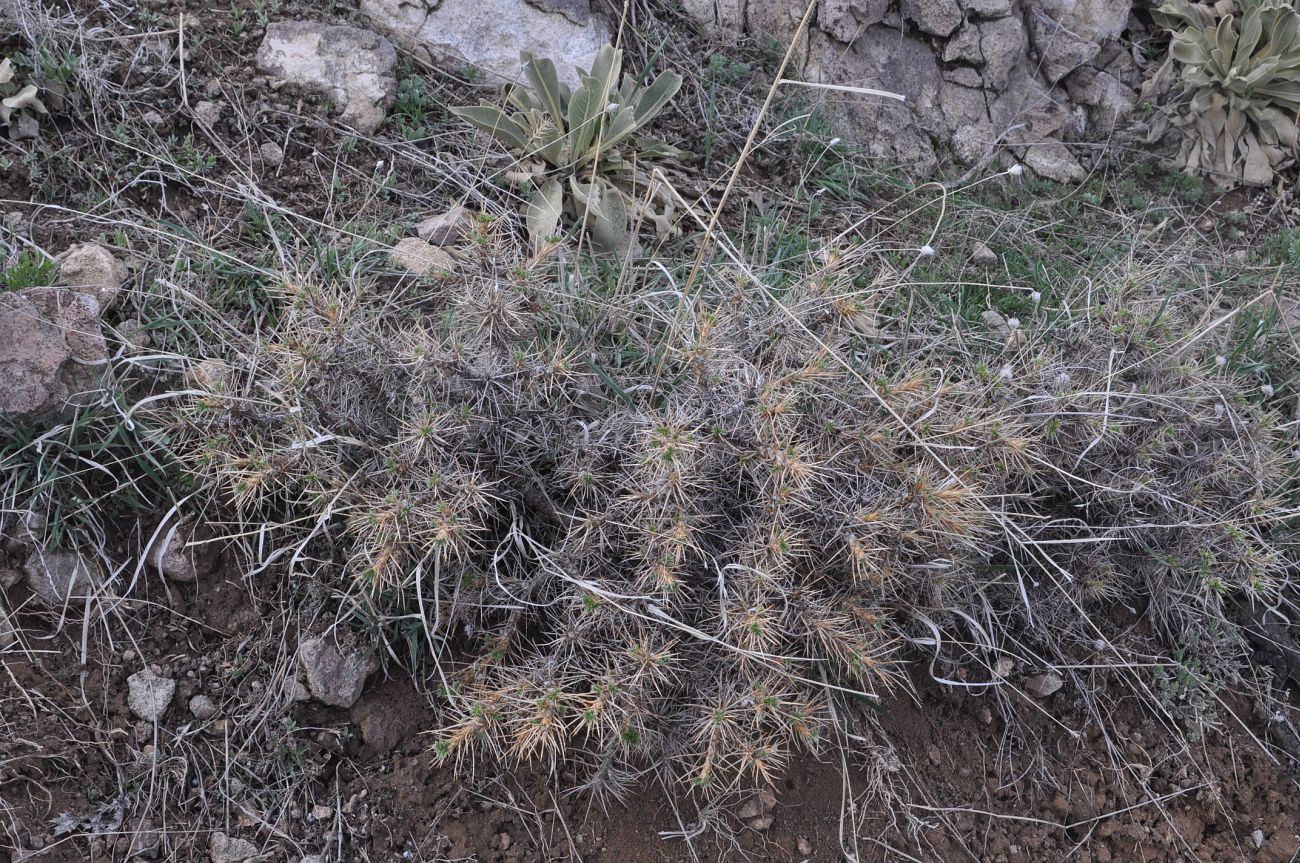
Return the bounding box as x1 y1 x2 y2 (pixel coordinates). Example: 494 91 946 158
257 21 397 134
360 0 607 88
56 242 128 309
128 669 176 721
298 636 377 708
390 238 456 277
1025 669 1064 698
0 288 107 420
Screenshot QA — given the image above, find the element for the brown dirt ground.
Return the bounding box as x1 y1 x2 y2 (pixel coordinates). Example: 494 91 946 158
4 567 1300 862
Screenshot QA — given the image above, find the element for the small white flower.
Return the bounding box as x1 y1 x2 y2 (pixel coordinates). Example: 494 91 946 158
1214 355 1227 367
1008 164 1024 176
919 244 935 257
1261 383 1275 397
1006 317 1021 329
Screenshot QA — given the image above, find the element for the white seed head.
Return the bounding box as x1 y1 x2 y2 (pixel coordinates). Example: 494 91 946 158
605 103 620 113
829 137 841 147
1008 164 1024 176
1031 291 1042 304
1006 317 1021 329
1214 355 1227 367
920 244 935 257
999 365 1013 381
1261 383 1275 397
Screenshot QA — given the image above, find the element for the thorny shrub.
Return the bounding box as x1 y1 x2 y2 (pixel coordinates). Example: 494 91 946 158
161 225 1294 794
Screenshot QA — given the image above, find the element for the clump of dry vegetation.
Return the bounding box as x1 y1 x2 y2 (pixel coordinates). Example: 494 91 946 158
158 201 1296 791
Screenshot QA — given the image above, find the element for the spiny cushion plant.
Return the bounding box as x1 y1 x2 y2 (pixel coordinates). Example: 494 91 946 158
451 47 683 255
161 221 1293 793
1154 0 1300 184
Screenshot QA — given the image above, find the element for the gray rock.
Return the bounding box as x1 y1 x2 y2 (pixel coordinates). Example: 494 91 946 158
737 788 776 819
390 238 456 277
900 0 962 37
145 519 219 583
193 100 223 126
1027 8 1100 83
944 66 984 88
298 636 376 708
1065 67 1137 129
1024 669 1065 698
943 23 983 66
415 205 474 246
939 82 989 134
56 242 128 309
527 0 592 25
681 0 744 33
127 669 176 721
817 0 889 43
256 21 397 134
979 16 1028 91
360 0 608 88
209 832 259 863
189 694 218 720
1 568 22 589
971 240 997 265
803 26 941 176
960 0 1012 17
258 141 284 167
1028 0 1130 45
0 287 107 421
1021 139 1085 182
990 62 1072 139
23 550 102 607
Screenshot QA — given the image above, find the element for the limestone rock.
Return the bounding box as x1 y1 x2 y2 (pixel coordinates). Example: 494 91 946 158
944 23 983 66
193 99 222 126
145 519 219 583
298 636 377 708
804 26 941 176
900 0 962 37
209 832 259 863
1028 0 1130 45
415 205 474 246
961 0 1012 16
737 788 777 820
127 669 176 721
817 0 889 44
1025 669 1065 698
23 549 102 607
979 16 1028 91
259 141 284 167
1021 139 1085 182
256 21 397 134
1065 67 1138 129
56 242 128 309
0 287 107 421
390 238 456 277
189 694 218 720
359 0 608 88
681 0 745 33
1027 7 1100 83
